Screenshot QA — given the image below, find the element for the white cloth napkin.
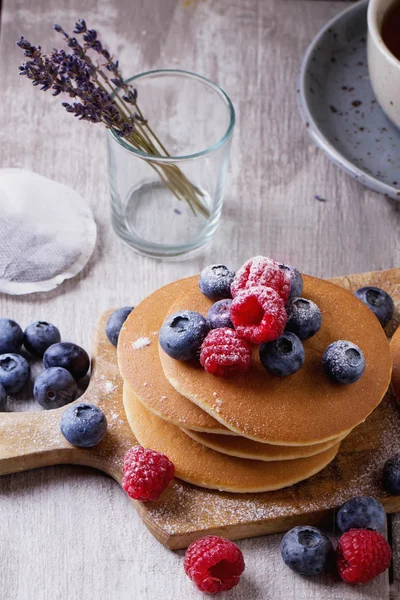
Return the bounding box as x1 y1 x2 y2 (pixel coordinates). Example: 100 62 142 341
0 168 97 295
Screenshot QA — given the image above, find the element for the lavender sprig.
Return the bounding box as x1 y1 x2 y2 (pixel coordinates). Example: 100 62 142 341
16 22 209 218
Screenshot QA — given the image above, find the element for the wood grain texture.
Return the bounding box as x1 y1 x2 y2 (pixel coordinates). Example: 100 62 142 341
0 0 399 598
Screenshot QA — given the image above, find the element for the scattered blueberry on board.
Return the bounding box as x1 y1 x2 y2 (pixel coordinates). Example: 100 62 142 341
24 321 61 357
336 496 386 533
0 383 6 412
0 353 31 394
280 526 333 576
44 342 90 381
354 286 394 328
322 340 365 385
207 299 234 330
159 310 209 361
106 306 134 347
199 264 235 300
60 402 107 448
383 454 400 495
259 332 305 376
285 297 322 340
278 263 303 298
34 367 77 410
0 318 23 354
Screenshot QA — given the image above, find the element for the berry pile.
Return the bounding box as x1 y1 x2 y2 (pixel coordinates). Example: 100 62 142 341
0 317 90 412
159 255 376 384
280 496 391 585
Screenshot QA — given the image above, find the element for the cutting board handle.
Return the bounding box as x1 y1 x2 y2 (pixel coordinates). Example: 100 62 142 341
0 408 73 476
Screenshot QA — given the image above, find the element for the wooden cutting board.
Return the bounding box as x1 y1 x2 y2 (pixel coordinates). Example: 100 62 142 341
0 267 399 550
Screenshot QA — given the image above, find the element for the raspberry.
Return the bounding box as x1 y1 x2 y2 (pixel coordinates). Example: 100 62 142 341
122 446 174 501
230 286 287 344
200 328 252 377
337 529 392 584
184 535 245 594
231 256 290 301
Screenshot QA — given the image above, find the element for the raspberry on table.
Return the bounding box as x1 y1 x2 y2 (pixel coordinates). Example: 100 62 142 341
200 328 252 377
231 256 291 302
337 529 392 584
230 286 287 344
122 446 175 501
184 535 245 594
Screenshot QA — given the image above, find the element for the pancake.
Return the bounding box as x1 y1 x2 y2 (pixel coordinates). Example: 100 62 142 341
117 277 233 435
123 383 341 493
181 428 346 461
391 326 400 401
160 275 392 446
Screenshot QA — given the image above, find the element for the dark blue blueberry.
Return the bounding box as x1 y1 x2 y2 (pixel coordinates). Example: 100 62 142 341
0 319 23 354
0 384 6 412
336 496 386 533
383 454 400 495
207 299 234 329
0 353 31 394
43 342 90 381
322 340 365 385
106 306 134 347
355 286 394 328
34 367 77 410
159 310 209 361
60 402 107 448
279 263 303 298
280 526 333 576
24 321 61 357
285 297 322 340
199 264 235 300
259 333 305 376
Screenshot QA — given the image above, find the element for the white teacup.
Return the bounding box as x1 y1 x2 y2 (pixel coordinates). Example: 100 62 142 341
368 0 400 128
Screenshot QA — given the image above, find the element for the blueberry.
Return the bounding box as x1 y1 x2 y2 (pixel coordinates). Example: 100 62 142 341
279 263 303 298
260 332 305 376
0 319 23 354
355 286 394 328
285 297 322 340
60 402 107 448
0 384 6 412
280 526 333 576
43 342 90 381
199 264 235 300
322 340 365 385
207 299 234 329
0 353 30 394
159 310 209 361
34 367 77 410
383 454 400 495
23 321 61 357
106 306 134 347
337 496 386 533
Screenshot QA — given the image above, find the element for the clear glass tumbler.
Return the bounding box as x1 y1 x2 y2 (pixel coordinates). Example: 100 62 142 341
107 69 235 259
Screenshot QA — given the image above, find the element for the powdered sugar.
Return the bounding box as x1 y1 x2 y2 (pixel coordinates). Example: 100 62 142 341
132 337 151 350
104 381 117 394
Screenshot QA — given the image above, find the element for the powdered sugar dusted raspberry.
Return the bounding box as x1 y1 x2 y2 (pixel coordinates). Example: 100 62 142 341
200 328 252 377
231 256 291 301
123 446 175 501
230 286 287 344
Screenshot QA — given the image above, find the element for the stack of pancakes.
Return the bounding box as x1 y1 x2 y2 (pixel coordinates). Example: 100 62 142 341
118 274 392 493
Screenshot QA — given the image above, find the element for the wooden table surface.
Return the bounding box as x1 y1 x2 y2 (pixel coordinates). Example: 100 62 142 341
1 0 400 598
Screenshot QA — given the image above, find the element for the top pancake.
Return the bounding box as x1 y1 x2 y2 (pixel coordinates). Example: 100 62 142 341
160 275 392 446
117 277 231 434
